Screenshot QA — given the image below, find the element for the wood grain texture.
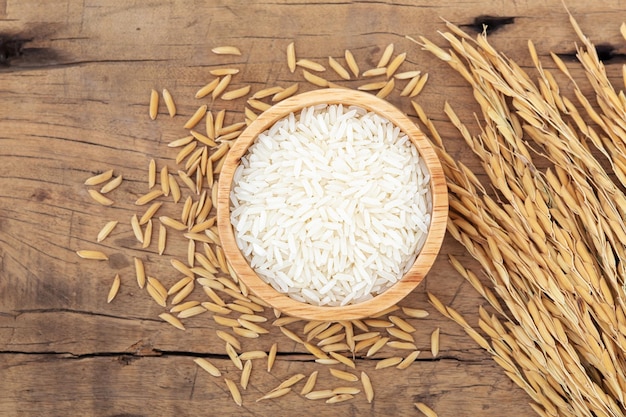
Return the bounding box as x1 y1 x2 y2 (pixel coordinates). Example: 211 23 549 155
2 0 625 416
217 88 448 321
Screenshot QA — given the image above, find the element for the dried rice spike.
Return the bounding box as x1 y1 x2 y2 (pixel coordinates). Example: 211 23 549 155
362 67 387 77
183 104 208 130
366 337 389 357
216 330 241 350
212 75 232 100
431 328 440 357
239 350 267 361
210 68 239 76
226 342 243 370
170 300 200 313
177 305 206 319
221 85 251 101
241 360 252 390
171 281 194 305
327 56 351 80
138 202 162 226
376 78 395 98
135 189 163 206
300 371 318 395
329 368 358 382
396 351 421 370
257 387 291 402
106 274 121 303
130 214 144 243
167 174 181 203
386 52 406 78
149 88 158 120
305 389 335 400
395 70 421 79
162 88 176 117
415 402 438 417
212 46 241 55
302 69 329 87
280 326 304 344
224 378 242 406
247 98 272 112
387 341 418 350
296 59 326 72
158 313 185 330
194 358 221 377
88 189 114 206
387 327 415 343
375 356 403 370
85 169 113 185
357 81 387 91
267 342 277 372
410 73 429 97
146 283 167 307
141 219 153 249
195 78 220 99
233 327 259 339
168 135 194 148
134 257 145 288
272 83 299 102
97 220 118 242
401 307 429 318
326 394 353 404
344 49 359 77
100 175 123 194
400 75 420 97
361 371 374 403
377 43 394 68
329 352 355 369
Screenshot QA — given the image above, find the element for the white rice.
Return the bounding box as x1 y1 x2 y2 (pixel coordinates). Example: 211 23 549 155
230 104 432 306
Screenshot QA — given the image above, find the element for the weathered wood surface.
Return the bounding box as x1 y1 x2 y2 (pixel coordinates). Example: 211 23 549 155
1 1 625 416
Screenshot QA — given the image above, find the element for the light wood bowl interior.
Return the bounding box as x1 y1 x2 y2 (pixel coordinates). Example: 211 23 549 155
217 89 448 321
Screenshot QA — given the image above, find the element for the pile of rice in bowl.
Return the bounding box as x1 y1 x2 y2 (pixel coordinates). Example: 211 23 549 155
230 104 432 306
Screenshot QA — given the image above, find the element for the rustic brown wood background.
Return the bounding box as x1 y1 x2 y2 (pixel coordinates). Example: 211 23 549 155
2 1 625 416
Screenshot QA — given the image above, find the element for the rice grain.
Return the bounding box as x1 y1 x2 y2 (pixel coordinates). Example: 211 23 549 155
241 360 252 389
149 89 158 120
257 387 291 402
141 219 153 249
300 371 318 395
296 59 326 72
107 274 121 303
212 46 241 55
130 214 144 243
386 52 407 78
224 378 243 406
162 88 176 117
302 69 329 87
329 368 359 382
272 83 299 102
212 75 232 100
76 250 109 260
415 402 438 417
377 43 394 68
135 189 163 206
210 68 239 76
158 313 185 330
100 175 123 194
397 350 420 369
326 394 354 404
344 49 359 77
328 56 351 80
195 79 220 99
221 84 251 101
226 342 243 370
194 358 221 377
84 169 113 186
183 105 208 130
375 356 403 369
88 189 114 206
97 220 118 242
431 328 440 357
361 371 374 403
305 390 335 400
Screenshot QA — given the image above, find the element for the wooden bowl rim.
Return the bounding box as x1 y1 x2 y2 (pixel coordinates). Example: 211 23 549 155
217 88 448 320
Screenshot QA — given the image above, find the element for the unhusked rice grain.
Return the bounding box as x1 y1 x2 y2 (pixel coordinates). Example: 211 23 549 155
230 104 431 306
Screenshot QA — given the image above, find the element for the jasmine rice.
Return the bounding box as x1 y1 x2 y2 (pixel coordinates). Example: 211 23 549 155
230 104 431 306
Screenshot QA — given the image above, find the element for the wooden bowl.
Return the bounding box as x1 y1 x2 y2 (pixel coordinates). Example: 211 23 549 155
217 89 448 321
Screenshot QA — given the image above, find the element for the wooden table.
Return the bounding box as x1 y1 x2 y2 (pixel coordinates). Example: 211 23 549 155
1 1 623 415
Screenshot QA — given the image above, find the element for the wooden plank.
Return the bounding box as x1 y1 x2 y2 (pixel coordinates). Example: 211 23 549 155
1 0 624 415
